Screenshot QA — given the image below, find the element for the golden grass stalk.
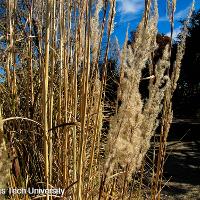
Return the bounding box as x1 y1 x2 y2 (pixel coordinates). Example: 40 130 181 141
7 0 18 113
72 1 79 193
77 0 92 198
48 0 56 185
59 0 67 187
43 0 52 199
144 0 152 26
28 0 34 107
167 0 176 41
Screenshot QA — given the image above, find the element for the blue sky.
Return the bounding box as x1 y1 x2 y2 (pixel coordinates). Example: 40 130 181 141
113 0 200 46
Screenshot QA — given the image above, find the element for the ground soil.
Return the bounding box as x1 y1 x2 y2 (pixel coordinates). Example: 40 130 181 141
161 123 200 200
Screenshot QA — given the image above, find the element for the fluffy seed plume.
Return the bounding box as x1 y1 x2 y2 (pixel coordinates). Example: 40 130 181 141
105 1 172 178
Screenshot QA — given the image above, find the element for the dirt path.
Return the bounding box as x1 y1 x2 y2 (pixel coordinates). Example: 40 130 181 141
161 124 200 199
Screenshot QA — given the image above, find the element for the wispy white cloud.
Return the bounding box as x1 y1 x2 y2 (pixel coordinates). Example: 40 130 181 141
166 26 181 39
159 5 191 22
116 0 144 24
117 0 144 14
174 5 190 20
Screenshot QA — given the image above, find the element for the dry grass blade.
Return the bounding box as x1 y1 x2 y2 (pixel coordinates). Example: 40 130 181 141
0 105 11 189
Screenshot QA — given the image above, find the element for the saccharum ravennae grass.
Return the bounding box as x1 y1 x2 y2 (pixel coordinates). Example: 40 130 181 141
152 3 194 199
104 1 171 178
0 0 193 199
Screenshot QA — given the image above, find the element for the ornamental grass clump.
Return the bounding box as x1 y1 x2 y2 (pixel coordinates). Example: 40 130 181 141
0 0 194 199
104 0 193 182
105 2 170 177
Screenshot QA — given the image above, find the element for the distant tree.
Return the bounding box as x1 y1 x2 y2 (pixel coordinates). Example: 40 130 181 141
172 9 200 117
178 9 200 89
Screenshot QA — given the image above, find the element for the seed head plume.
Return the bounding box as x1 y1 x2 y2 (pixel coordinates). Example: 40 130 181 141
105 0 172 179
